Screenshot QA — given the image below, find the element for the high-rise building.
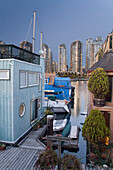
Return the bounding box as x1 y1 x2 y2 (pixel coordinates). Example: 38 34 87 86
52 61 58 73
90 37 103 67
86 37 103 69
86 38 93 71
42 44 48 73
47 48 53 73
20 41 32 52
70 40 82 73
58 43 67 72
96 30 113 62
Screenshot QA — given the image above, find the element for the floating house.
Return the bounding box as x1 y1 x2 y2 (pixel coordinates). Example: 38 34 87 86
0 44 45 144
88 51 113 142
45 73 72 101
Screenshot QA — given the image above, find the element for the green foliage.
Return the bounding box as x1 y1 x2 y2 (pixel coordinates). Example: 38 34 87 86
44 108 53 115
82 109 110 144
98 48 104 60
62 153 81 170
88 68 109 99
35 147 58 169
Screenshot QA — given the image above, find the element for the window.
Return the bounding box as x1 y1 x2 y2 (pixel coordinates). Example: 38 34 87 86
38 97 41 109
110 36 112 49
0 70 9 80
106 76 112 102
45 79 48 84
28 72 38 87
39 73 41 91
31 98 38 122
19 103 25 117
20 71 27 88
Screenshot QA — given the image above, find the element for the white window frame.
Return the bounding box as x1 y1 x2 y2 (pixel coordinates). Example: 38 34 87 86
0 70 9 80
20 71 27 88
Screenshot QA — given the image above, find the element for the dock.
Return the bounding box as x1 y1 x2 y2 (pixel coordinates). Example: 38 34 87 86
0 126 47 170
18 125 47 150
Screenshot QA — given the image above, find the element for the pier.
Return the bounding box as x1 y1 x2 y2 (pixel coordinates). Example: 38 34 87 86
71 78 89 81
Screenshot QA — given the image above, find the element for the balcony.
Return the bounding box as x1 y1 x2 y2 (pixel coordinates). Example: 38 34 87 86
0 44 40 65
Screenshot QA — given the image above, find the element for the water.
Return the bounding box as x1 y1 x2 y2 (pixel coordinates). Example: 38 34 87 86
63 81 88 164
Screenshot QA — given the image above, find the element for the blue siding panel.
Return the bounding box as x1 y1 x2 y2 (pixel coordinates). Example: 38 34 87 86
0 59 44 143
0 60 13 142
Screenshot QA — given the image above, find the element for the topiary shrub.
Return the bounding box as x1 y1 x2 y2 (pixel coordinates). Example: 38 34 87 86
88 68 109 99
62 153 81 170
82 109 110 144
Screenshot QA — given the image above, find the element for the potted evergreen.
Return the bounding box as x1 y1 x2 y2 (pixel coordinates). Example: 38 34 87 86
88 67 109 106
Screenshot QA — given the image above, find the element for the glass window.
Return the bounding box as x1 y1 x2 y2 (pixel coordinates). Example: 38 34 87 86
110 36 112 49
106 76 112 102
20 71 27 88
19 103 25 117
0 70 9 80
28 72 38 86
45 79 48 84
38 97 41 109
39 73 41 91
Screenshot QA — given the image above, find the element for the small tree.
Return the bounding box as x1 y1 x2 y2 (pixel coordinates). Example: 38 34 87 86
88 68 109 99
82 109 110 144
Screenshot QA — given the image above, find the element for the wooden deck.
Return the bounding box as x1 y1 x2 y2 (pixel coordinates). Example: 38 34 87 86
18 126 47 150
0 147 40 170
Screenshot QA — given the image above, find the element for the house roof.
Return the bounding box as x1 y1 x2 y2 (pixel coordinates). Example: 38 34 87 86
88 51 113 73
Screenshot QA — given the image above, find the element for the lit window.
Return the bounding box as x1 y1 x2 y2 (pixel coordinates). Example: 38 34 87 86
20 71 27 88
19 103 25 117
0 70 9 80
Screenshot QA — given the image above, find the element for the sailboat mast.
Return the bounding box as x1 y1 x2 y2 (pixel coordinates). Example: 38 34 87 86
33 11 36 53
40 32 42 51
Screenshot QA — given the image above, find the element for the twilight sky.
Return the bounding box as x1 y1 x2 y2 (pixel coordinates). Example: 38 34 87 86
0 0 113 67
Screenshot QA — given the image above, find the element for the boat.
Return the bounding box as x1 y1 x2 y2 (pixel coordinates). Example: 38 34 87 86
53 113 70 132
44 98 69 113
45 73 74 101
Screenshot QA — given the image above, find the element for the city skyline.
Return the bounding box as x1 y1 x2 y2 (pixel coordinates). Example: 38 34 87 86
0 0 113 67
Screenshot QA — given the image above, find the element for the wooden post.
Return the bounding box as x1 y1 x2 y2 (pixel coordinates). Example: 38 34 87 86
58 140 61 170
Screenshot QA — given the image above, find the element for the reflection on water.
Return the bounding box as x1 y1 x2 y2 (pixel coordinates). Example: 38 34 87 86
64 81 88 164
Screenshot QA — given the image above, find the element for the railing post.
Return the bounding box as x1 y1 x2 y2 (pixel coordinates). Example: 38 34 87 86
58 140 61 170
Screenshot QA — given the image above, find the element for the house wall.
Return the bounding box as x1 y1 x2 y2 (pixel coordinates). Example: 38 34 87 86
88 74 113 142
0 59 44 143
0 60 13 142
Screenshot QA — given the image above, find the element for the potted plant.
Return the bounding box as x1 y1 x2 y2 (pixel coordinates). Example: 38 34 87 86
62 153 81 170
0 143 6 151
35 147 58 170
88 67 109 106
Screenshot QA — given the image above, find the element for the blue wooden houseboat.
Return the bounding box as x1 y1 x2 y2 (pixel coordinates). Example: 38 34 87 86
45 75 72 101
0 44 45 144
